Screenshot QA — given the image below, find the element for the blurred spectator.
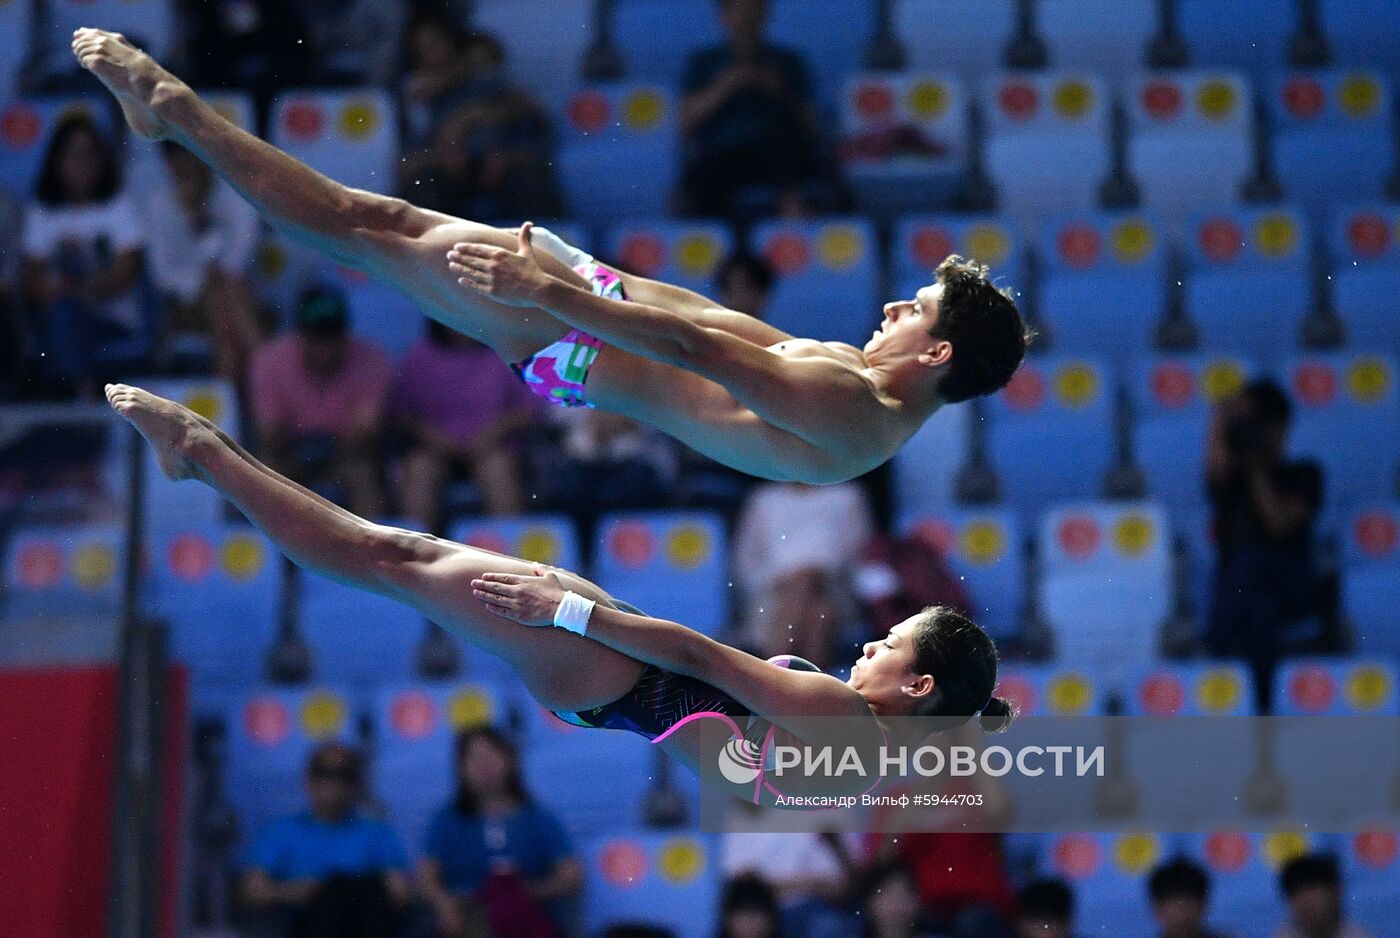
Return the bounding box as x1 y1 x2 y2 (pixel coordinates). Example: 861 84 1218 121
716 873 787 938
391 319 536 529
21 113 148 397
733 481 873 668
302 0 407 86
249 286 392 517
1204 379 1324 711
717 251 777 319
0 188 24 398
872 833 1013 938
418 727 581 938
854 529 973 637
722 827 854 938
239 744 410 938
398 15 562 219
178 0 311 105
1148 858 1232 938
1013 879 1077 938
142 141 262 385
1275 854 1373 938
677 0 826 219
856 858 939 938
536 410 680 530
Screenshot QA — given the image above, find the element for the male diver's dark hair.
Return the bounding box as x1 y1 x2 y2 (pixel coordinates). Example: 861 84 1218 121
908 605 1015 733
926 255 1032 405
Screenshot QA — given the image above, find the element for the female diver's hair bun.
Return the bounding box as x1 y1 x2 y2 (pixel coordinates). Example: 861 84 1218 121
979 696 1016 734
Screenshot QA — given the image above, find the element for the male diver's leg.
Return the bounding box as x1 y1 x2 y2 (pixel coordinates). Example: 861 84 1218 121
106 384 644 711
72 29 595 363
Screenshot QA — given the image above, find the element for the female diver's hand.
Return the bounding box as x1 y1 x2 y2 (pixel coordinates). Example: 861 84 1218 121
471 565 568 627
448 221 550 308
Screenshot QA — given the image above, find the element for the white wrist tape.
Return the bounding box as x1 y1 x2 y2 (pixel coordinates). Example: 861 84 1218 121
553 590 596 636
530 226 594 269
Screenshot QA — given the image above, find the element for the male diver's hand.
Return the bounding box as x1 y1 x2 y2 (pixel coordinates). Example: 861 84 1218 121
448 221 550 308
472 565 568 627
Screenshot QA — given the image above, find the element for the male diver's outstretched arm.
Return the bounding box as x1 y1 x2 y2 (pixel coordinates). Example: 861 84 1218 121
450 225 867 449
471 569 865 726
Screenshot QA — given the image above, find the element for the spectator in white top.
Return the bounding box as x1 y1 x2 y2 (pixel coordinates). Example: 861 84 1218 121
732 481 874 668
143 141 262 385
21 113 146 395
723 827 856 938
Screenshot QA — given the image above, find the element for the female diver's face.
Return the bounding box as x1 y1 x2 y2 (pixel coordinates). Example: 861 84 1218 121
848 618 932 713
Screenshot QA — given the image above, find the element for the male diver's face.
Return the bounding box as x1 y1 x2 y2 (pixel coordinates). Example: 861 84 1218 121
864 284 948 367
849 618 924 710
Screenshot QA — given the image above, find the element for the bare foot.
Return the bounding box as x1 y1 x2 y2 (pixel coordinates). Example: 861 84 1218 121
71 28 177 141
105 384 211 481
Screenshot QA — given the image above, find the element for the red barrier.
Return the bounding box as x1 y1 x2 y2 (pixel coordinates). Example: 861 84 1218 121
0 665 187 938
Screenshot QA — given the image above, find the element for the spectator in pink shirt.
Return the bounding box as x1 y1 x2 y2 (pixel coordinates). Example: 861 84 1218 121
249 286 392 517
391 319 537 529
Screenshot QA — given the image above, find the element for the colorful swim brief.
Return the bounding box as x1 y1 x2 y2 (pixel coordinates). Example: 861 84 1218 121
510 263 626 408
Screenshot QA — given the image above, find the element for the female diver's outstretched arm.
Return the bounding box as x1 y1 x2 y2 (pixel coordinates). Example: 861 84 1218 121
470 569 868 728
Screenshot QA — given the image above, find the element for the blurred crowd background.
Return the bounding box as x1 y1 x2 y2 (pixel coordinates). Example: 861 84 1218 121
3 1 1400 937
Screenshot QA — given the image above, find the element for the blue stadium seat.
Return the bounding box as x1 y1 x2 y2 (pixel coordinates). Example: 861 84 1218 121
1039 832 1166 937
890 214 1025 302
983 73 1111 227
593 511 728 636
0 0 33 97
1321 0 1400 75
1037 502 1173 690
1 522 126 623
613 0 723 87
1128 353 1254 515
368 680 523 857
1182 207 1311 362
297 570 425 687
749 218 881 347
578 832 721 938
1039 0 1156 82
46 0 176 64
892 0 1017 83
147 525 283 686
1330 205 1400 359
248 228 323 328
1273 658 1398 716
134 378 242 526
315 260 425 361
1127 72 1254 224
898 507 1025 640
840 73 969 209
986 356 1116 512
1267 72 1394 224
1183 830 1315 937
993 663 1106 717
604 221 736 297
1343 827 1400 936
0 96 117 200
223 685 361 848
522 704 661 836
1120 663 1256 828
556 84 678 223
1178 0 1296 79
890 402 968 517
1037 212 1169 361
448 515 583 578
268 89 398 193
1282 352 1400 519
768 0 878 113
1340 504 1400 656
473 0 595 112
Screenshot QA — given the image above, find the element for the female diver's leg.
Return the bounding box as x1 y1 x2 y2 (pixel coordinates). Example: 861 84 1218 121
106 384 644 712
